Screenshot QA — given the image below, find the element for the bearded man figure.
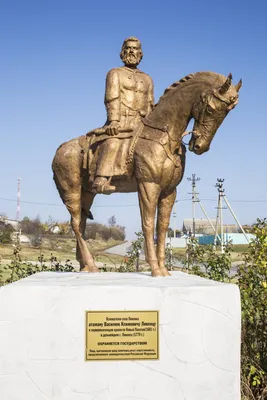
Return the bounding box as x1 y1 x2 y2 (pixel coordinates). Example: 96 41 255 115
92 37 154 194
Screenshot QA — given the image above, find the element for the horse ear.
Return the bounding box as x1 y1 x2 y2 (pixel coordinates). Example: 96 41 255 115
219 73 233 95
235 79 242 92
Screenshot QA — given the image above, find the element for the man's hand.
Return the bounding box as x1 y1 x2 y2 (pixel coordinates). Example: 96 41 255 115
106 121 120 136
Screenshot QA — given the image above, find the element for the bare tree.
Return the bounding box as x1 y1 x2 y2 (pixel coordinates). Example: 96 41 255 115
108 215 116 227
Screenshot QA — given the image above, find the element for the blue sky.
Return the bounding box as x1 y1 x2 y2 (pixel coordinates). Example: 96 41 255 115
1 0 266 238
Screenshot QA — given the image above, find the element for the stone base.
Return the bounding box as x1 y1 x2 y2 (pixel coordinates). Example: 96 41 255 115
0 272 241 400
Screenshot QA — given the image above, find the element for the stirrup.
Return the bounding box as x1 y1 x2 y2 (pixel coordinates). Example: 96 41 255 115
92 184 116 195
92 178 116 195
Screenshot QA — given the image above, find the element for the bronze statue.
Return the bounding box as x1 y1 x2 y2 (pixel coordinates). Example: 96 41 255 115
92 37 154 194
52 38 242 277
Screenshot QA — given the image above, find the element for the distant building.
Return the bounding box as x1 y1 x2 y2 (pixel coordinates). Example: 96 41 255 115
50 225 61 234
166 237 187 248
183 219 216 235
199 233 255 245
0 216 19 230
19 234 31 243
182 219 239 236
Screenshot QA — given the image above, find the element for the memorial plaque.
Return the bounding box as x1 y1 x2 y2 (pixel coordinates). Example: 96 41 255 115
85 310 159 361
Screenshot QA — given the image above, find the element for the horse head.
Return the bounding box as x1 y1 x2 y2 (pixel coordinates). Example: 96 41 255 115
189 73 242 155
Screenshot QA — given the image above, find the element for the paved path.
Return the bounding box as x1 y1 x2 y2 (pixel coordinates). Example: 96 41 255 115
105 241 133 256
105 241 145 260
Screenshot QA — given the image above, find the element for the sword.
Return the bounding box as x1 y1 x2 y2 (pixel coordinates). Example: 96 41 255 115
87 127 133 136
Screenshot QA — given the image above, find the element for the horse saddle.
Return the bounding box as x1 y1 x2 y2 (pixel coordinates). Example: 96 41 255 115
79 120 182 179
79 124 140 179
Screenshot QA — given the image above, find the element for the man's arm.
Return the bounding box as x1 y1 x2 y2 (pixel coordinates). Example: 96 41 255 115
105 69 121 124
147 76 154 115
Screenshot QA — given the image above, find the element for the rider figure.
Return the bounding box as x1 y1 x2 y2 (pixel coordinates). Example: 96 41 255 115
92 37 154 194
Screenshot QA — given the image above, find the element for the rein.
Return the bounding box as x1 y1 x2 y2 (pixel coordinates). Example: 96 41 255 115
181 131 193 146
181 91 215 146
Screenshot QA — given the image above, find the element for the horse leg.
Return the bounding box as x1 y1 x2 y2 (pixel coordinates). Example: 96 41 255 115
156 190 176 277
138 182 163 277
67 191 98 273
76 191 98 272
80 191 95 238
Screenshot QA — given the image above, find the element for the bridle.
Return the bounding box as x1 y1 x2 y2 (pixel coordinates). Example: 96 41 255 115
181 131 193 146
181 130 200 147
181 92 213 147
181 89 237 147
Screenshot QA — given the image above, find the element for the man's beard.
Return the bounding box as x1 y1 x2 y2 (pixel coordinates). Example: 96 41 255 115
122 53 141 67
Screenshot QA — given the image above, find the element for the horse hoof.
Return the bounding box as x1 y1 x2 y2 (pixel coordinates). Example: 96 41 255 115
80 266 99 273
80 266 90 272
151 269 165 277
90 267 99 273
161 268 171 277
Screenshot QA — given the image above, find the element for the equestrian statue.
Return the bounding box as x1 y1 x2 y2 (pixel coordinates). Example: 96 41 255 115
52 37 242 277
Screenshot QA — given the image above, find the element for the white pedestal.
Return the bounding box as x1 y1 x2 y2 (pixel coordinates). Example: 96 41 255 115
0 272 241 400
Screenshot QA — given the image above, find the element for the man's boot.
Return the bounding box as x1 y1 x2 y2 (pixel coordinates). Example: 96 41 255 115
92 138 119 194
92 176 116 195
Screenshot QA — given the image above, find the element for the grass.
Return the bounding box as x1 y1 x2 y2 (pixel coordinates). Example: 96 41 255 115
95 253 125 266
0 237 124 264
172 247 187 259
0 237 127 285
172 244 249 262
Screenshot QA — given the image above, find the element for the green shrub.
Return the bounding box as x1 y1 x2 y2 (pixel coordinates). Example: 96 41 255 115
0 224 14 244
182 237 232 282
183 224 267 400
85 222 125 242
237 219 267 400
119 231 143 272
109 226 125 241
1 239 74 286
19 216 44 236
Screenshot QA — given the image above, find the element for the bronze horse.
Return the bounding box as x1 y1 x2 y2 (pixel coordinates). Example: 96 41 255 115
52 72 241 276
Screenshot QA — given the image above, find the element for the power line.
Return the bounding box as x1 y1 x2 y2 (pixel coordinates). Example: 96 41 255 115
194 199 267 203
0 198 65 207
0 197 190 207
1 196 267 207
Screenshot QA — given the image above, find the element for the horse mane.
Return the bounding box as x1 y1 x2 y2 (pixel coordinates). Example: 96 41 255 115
155 73 195 107
154 71 226 108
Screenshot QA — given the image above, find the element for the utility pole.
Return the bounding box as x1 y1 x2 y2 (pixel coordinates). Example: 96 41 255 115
187 175 221 242
187 174 200 236
214 179 226 253
195 195 221 243
172 200 178 237
223 197 250 242
213 178 250 252
16 178 21 221
186 174 221 243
